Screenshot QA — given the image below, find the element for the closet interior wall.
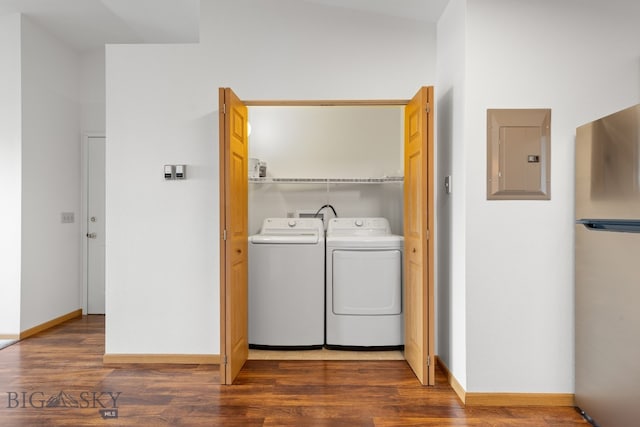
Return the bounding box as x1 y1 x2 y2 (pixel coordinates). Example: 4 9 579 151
247 106 405 233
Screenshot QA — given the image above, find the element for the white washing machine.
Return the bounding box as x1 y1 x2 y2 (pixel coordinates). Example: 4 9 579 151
248 218 324 348
325 217 404 348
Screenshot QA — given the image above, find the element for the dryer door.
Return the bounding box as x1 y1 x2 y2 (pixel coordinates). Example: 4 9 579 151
332 250 402 315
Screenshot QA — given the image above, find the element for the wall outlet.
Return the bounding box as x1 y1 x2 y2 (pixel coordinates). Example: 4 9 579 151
297 210 323 221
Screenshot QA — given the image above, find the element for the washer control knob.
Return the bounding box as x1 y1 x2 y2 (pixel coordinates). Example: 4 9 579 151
288 220 296 227
354 219 364 227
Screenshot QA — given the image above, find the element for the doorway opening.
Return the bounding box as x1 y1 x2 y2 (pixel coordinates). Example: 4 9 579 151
219 88 434 385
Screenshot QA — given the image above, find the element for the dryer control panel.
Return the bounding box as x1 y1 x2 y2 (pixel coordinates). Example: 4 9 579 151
327 217 391 236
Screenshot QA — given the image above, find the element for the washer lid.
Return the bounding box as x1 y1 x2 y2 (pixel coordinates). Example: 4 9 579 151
250 217 324 244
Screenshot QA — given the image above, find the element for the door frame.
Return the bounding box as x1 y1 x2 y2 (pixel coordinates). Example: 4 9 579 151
219 94 435 384
81 133 106 315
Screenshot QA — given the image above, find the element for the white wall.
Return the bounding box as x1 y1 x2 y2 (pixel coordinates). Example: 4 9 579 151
436 0 468 388
0 14 22 335
105 44 217 354
20 16 82 330
80 48 106 135
105 0 435 354
462 0 640 393
201 0 435 100
249 107 403 179
248 106 404 235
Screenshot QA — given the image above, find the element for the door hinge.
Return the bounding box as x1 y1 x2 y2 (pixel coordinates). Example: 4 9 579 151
425 229 430 240
425 103 430 113
223 355 228 365
223 229 227 241
222 103 226 114
427 355 431 367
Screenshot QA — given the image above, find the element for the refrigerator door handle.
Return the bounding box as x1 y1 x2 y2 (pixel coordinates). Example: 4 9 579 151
577 219 640 233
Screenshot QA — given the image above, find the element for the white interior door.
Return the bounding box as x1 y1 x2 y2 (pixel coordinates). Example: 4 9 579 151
87 136 106 314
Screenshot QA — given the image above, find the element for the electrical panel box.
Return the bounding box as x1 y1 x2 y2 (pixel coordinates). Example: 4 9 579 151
487 109 551 200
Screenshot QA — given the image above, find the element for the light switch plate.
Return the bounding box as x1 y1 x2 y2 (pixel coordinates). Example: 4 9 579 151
61 212 74 223
175 164 186 179
444 176 452 194
164 165 175 180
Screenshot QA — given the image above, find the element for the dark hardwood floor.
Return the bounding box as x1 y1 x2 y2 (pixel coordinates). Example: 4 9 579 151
0 316 587 426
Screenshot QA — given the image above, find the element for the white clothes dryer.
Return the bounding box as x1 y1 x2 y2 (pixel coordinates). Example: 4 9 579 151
249 218 325 348
325 217 404 348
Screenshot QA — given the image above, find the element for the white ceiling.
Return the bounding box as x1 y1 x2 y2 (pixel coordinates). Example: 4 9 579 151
0 0 449 53
304 0 450 22
0 0 200 52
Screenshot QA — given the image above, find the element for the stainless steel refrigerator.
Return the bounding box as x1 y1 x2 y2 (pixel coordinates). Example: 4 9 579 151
575 104 640 427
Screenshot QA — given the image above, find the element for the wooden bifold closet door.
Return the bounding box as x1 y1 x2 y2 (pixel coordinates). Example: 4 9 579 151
219 88 249 384
403 86 435 385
